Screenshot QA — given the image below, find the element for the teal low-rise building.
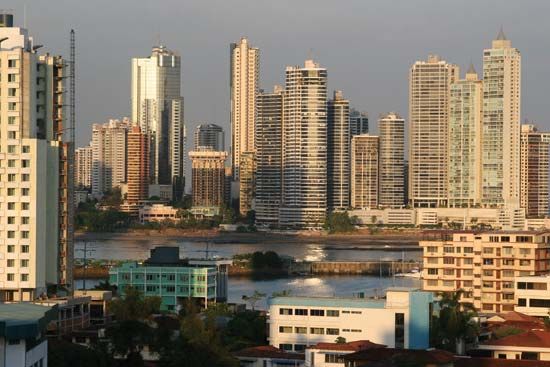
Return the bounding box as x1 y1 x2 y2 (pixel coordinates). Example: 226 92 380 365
109 247 231 312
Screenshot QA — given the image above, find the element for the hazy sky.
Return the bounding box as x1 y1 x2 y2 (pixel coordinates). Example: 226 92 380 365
7 0 550 151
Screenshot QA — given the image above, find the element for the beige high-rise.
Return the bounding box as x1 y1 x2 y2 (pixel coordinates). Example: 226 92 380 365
482 30 521 208
75 143 93 189
378 113 405 208
189 149 227 209
351 135 379 209
409 55 458 208
448 65 483 208
230 38 259 181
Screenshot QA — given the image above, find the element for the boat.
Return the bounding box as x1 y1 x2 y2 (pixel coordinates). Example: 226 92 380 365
394 268 422 278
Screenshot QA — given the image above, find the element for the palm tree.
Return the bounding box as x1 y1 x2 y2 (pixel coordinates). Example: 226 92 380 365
432 290 478 354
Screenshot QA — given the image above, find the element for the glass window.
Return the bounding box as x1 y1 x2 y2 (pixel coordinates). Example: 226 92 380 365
294 309 308 316
326 328 339 335
310 309 325 316
279 326 293 333
295 327 307 334
279 308 293 315
326 310 339 317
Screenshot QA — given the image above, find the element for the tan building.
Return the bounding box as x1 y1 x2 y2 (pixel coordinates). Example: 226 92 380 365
421 231 550 313
239 151 256 215
482 30 521 208
520 124 550 218
75 143 92 189
0 16 73 300
448 66 483 208
409 55 459 208
230 37 259 181
378 112 405 208
139 204 179 224
351 135 379 209
127 125 149 205
189 149 227 209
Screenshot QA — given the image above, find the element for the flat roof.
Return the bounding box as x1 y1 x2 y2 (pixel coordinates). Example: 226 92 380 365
268 296 386 309
0 303 57 339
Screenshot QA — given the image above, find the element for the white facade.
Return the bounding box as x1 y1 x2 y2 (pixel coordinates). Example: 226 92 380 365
327 90 350 211
75 143 92 189
378 113 405 208
139 204 179 224
514 275 550 317
267 288 432 352
350 135 379 209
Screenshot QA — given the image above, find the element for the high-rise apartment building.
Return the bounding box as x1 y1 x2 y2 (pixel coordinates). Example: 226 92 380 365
127 125 150 205
0 16 73 300
280 60 328 228
378 113 405 208
239 151 256 215
327 90 350 211
448 66 483 208
351 135 379 209
189 149 227 209
482 30 521 208
132 45 185 200
350 109 369 137
255 86 283 226
91 119 129 196
75 143 93 189
409 55 459 208
230 37 259 180
194 123 224 151
520 124 550 218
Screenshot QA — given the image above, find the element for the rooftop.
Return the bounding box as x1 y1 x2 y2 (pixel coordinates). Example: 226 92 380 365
344 348 454 365
481 330 550 349
455 357 550 367
233 345 305 360
310 340 385 352
0 303 57 339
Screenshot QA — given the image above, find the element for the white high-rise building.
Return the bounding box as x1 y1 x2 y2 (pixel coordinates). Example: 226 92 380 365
378 113 405 208
482 30 521 208
230 37 259 180
448 65 483 208
0 15 73 300
75 143 93 189
351 135 379 209
327 90 350 211
409 55 459 208
280 60 327 228
91 119 129 196
132 45 185 200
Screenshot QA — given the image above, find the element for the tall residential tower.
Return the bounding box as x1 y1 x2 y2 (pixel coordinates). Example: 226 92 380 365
194 123 224 151
327 90 350 211
378 113 405 208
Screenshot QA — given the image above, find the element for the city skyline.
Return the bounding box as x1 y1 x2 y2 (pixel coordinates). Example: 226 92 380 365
5 0 549 153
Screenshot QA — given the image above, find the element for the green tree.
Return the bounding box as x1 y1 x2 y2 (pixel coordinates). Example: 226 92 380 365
335 336 346 344
324 212 357 234
224 310 267 351
108 286 161 321
242 290 266 311
48 339 113 367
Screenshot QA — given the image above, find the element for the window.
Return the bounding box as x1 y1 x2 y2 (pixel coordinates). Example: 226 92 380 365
443 269 454 276
443 257 454 265
427 268 438 275
8 88 16 97
21 160 30 168
7 202 15 210
517 236 533 243
7 145 16 153
294 344 306 352
503 247 513 255
22 174 29 182
294 309 308 316
21 188 29 196
21 231 29 239
279 308 293 315
295 327 307 334
395 313 405 349
483 247 494 254
279 326 293 333
427 280 438 286
310 309 325 316
518 298 527 307
7 339 20 345
21 274 28 281
7 245 14 253
427 246 438 253
427 258 438 264
325 354 345 363
500 236 510 242
521 352 538 360
21 245 29 253
519 248 531 256
483 259 494 265
7 217 15 224
7 174 16 182
443 280 454 287
7 188 15 196
7 74 16 82
529 299 550 308
7 59 17 68
310 328 324 335
8 116 16 125
21 260 28 267
165 286 175 293
483 282 493 288
483 270 493 276
520 260 531 266
326 328 339 335
7 259 15 267
7 274 14 281
22 203 29 210
21 217 29 224
279 344 292 351
463 258 473 265
463 247 473 253
503 270 514 277
8 159 16 167
463 269 473 276
326 310 339 317
7 231 15 239
8 103 16 111
460 236 467 242
443 246 454 253
22 146 30 153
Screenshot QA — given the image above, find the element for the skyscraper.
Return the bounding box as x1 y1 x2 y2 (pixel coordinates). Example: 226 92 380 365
482 30 521 208
520 124 550 218
230 37 259 180
189 148 227 210
132 45 185 200
91 119 129 196
127 125 150 205
327 90 350 211
280 60 327 228
194 123 224 151
0 15 73 300
378 112 405 208
350 109 369 137
239 152 256 215
448 65 483 208
255 86 283 226
351 135 379 209
409 55 459 208
75 143 93 189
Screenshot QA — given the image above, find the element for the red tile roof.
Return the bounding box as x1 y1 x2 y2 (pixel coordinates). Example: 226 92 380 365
310 340 386 352
489 312 545 325
233 345 305 360
344 348 454 364
482 330 550 348
455 357 550 367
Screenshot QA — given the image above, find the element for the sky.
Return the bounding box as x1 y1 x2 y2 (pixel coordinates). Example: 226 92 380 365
6 0 550 152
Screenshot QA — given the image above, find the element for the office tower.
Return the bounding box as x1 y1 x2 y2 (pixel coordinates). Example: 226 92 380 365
132 45 185 200
351 135 379 209
91 119 129 196
409 55 459 208
239 152 256 215
255 86 283 226
230 37 259 180
127 125 150 205
0 16 73 300
75 143 93 189
378 112 405 208
350 109 369 136
194 123 224 151
448 65 483 208
520 124 550 218
327 90 350 210
482 30 521 208
280 60 328 228
189 148 227 209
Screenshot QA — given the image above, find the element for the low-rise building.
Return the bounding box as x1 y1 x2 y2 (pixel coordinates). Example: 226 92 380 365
139 204 179 223
233 345 305 367
109 247 230 311
344 347 454 367
267 288 433 353
34 296 91 336
421 231 550 313
305 340 385 367
476 330 550 361
74 290 113 325
0 303 56 367
514 275 550 317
